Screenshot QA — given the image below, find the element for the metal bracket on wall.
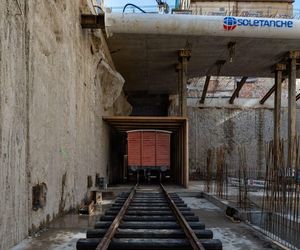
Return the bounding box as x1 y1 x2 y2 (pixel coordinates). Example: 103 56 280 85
178 49 192 60
81 14 105 29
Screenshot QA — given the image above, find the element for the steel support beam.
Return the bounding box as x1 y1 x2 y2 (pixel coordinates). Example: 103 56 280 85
199 76 211 104
273 64 285 170
260 85 276 105
260 76 286 105
229 77 248 104
176 63 183 116
177 49 191 117
287 51 299 169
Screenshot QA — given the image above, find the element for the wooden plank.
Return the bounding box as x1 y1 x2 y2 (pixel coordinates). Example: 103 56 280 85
229 77 248 104
199 76 211 104
127 132 142 167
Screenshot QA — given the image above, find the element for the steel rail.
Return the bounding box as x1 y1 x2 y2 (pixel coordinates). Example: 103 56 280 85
160 183 206 250
96 184 138 250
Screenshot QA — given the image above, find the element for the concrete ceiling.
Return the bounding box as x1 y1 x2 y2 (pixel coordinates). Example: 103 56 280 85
105 14 300 95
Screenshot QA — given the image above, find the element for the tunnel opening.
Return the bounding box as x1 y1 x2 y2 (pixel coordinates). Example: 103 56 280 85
104 116 188 187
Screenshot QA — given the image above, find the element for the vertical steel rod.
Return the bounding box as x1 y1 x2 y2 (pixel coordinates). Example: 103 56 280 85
178 49 191 117
200 76 211 104
274 64 284 170
288 52 297 169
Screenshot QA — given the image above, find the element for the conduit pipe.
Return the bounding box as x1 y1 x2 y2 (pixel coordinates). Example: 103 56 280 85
105 13 300 39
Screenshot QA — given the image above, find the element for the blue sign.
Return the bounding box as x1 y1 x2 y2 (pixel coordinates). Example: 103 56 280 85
223 16 294 31
224 16 238 31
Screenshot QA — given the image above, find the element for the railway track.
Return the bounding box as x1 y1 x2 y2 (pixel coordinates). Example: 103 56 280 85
77 184 222 250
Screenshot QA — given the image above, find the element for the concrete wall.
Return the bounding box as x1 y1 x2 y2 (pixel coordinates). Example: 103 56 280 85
190 1 293 17
187 107 300 179
0 1 130 249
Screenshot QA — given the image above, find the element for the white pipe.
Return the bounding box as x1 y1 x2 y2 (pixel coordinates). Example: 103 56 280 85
105 13 300 40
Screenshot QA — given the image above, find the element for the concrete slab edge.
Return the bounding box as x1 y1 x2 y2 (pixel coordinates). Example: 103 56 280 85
202 192 288 250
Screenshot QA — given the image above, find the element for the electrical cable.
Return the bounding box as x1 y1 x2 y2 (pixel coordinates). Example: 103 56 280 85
93 5 104 13
122 3 147 13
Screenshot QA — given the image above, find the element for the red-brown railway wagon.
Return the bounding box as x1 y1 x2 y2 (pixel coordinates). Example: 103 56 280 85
127 130 171 172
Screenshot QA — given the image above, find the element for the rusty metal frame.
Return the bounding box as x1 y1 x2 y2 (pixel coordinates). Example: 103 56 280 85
160 184 205 250
96 184 137 250
229 76 248 104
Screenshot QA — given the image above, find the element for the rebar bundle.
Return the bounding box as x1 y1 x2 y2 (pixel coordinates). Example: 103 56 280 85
260 136 300 249
238 146 250 210
205 146 228 199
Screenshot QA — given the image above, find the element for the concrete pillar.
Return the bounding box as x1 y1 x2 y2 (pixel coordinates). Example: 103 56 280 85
273 64 285 169
178 49 191 117
176 63 183 116
287 51 299 168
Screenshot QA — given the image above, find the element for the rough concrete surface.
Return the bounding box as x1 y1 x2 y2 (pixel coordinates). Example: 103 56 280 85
181 197 281 250
187 107 300 178
0 1 131 249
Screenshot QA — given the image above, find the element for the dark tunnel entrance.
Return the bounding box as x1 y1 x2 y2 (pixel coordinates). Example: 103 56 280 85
103 116 189 187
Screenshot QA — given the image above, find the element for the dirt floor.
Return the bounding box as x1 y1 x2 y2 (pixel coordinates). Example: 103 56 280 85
12 185 282 250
